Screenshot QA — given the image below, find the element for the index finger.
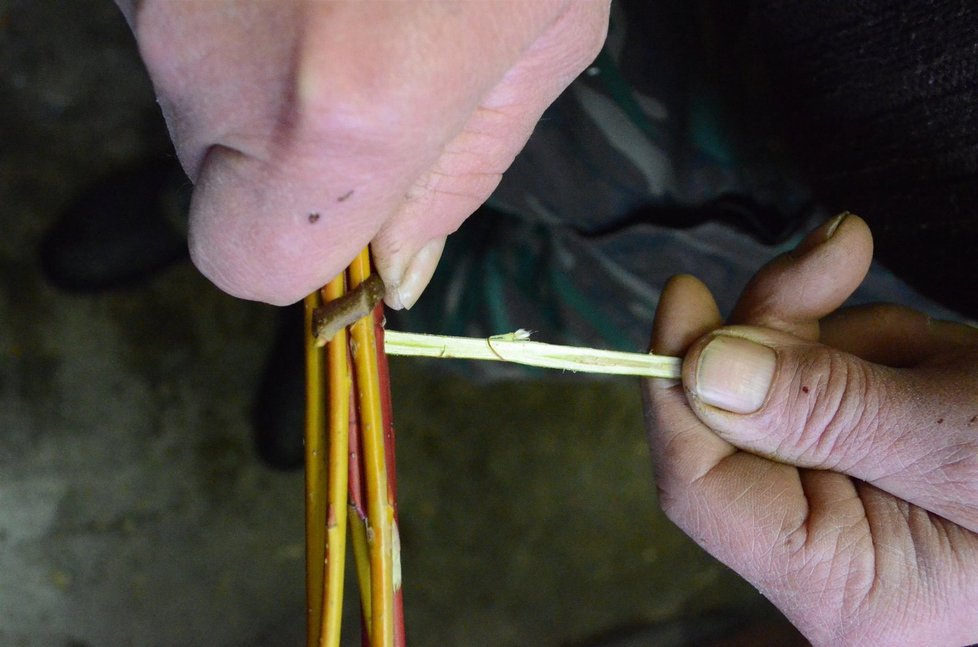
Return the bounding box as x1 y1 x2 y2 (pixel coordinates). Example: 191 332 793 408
643 274 732 487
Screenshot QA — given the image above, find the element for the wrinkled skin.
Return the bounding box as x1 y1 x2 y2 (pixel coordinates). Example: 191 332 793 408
120 0 610 307
645 214 978 646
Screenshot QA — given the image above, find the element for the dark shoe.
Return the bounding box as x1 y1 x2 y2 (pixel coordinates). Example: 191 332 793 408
40 158 190 291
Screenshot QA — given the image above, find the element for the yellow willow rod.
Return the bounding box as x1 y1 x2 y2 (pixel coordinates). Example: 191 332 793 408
348 505 372 628
303 290 327 647
320 274 352 647
348 249 395 647
383 330 682 379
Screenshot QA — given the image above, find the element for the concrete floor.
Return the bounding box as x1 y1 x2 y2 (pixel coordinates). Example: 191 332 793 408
0 3 811 645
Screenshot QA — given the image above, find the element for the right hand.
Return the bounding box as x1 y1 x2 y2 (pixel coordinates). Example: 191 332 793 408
644 215 978 645
121 0 610 306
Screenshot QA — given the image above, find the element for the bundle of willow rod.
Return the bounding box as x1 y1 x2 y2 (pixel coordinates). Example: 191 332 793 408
304 247 404 647
302 250 683 646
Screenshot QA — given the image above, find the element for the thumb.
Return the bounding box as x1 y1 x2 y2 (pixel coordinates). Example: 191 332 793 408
682 326 978 533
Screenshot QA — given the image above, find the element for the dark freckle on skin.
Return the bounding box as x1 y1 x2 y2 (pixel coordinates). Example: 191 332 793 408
308 213 320 224
971 416 977 424
337 190 354 202
801 386 810 394
937 418 944 424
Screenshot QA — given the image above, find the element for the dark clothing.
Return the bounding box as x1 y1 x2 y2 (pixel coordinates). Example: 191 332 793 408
754 0 978 317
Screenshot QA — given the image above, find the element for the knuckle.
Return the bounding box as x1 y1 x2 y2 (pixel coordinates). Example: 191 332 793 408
924 441 978 526
772 348 886 470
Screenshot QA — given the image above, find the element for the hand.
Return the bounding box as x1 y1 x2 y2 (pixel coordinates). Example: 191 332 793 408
121 0 609 306
644 214 978 645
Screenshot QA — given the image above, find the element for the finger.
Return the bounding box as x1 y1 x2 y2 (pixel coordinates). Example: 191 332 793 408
648 302 863 644
376 236 446 311
682 325 978 532
373 0 610 309
820 303 978 367
729 213 874 341
651 274 723 356
643 275 733 500
855 481 978 645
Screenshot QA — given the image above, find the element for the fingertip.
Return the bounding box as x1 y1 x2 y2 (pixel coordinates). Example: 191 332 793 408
796 212 873 280
790 212 872 260
651 274 723 357
831 212 873 265
380 236 446 310
729 212 875 333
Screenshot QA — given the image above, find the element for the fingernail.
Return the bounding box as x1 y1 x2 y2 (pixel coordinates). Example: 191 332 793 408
694 335 777 414
792 212 849 257
386 237 445 310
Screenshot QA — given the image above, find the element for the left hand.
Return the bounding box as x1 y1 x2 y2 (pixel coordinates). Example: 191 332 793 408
122 0 609 306
643 214 978 646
